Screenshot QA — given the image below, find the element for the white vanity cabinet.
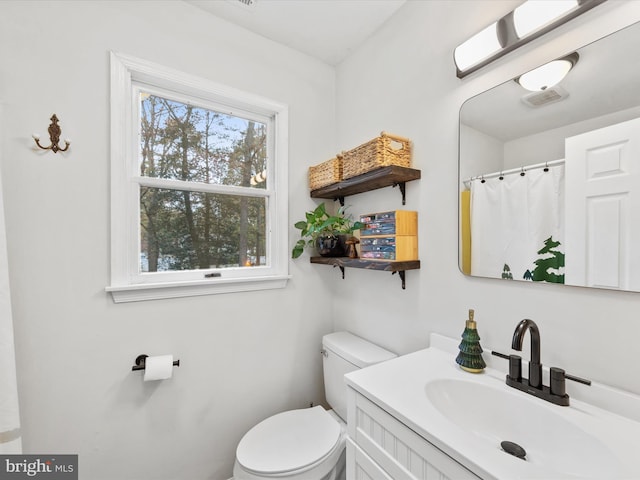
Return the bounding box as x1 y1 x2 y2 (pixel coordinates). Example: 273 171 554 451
344 336 640 480
346 387 480 480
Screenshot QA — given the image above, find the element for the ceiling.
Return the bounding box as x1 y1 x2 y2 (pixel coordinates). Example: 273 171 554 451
185 0 406 65
184 0 638 143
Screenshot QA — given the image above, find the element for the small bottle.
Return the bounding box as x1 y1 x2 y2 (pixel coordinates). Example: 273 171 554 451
455 309 486 373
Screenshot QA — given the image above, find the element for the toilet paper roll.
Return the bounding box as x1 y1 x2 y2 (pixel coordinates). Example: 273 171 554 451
143 355 174 381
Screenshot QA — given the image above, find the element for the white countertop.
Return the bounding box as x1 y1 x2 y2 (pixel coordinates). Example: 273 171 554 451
344 334 640 479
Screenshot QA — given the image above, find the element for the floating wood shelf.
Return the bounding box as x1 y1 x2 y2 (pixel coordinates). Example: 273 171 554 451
310 166 421 206
310 257 420 289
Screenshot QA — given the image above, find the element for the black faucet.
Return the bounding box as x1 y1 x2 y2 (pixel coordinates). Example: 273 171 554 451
511 319 542 389
492 319 591 407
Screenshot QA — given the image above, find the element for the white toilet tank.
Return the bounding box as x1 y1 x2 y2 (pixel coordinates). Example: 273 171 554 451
322 332 396 421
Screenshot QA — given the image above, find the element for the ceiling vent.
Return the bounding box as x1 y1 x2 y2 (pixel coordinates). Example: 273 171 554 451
521 86 569 108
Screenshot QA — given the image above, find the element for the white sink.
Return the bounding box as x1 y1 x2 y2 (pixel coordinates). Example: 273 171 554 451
425 378 622 479
344 338 640 479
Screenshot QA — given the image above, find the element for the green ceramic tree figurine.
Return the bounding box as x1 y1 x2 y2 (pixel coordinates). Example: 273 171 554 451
455 309 486 373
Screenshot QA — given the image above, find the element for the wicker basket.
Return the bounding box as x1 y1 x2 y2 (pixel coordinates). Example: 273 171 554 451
308 157 342 190
341 132 412 180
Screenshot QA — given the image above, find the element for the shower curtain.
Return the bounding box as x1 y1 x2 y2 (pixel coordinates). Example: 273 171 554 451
470 165 565 283
0 146 21 452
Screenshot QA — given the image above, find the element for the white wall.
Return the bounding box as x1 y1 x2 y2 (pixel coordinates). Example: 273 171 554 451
503 104 640 168
459 124 504 181
334 0 640 396
463 103 640 176
4 1 640 479
0 1 337 479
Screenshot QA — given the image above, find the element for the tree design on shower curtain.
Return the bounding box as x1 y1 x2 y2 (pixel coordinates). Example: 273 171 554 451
501 264 513 280
530 236 565 284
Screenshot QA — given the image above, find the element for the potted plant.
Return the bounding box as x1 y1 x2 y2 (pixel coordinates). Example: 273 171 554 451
291 202 364 258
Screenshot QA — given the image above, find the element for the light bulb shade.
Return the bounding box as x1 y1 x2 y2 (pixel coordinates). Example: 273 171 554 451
516 53 578 91
513 0 578 38
454 0 601 79
454 22 502 72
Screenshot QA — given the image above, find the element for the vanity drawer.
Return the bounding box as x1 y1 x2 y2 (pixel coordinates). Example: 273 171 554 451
348 389 480 480
347 438 393 480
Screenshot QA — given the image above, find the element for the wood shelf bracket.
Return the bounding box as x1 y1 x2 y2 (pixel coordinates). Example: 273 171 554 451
394 182 407 205
393 270 407 289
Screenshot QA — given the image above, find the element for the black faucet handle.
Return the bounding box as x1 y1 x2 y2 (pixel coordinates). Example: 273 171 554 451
550 367 567 396
491 351 522 381
491 350 509 360
565 372 591 386
550 367 591 397
509 355 522 381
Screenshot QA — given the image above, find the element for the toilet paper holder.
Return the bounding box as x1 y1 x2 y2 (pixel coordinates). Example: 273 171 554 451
131 354 180 371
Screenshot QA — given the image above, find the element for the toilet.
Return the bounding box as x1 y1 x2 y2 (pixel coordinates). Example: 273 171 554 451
233 331 397 480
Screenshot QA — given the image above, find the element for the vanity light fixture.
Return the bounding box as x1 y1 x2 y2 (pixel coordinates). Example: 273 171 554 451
515 52 579 91
454 0 605 78
512 0 577 38
453 22 503 74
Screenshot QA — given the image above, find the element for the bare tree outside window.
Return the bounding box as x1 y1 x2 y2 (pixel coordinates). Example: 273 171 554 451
139 93 267 272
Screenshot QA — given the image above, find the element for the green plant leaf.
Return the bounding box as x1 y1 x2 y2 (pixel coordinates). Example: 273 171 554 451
291 202 363 259
291 239 306 258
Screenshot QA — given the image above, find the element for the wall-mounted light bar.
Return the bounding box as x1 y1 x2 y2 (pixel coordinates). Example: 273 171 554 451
454 0 606 79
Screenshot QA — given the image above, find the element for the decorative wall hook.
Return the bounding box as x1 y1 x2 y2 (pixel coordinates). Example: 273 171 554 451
32 114 70 153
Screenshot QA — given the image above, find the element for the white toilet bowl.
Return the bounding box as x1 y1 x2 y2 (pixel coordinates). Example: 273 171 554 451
232 332 396 480
233 406 346 480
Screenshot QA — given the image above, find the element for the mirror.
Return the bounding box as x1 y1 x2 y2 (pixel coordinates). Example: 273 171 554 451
459 21 640 292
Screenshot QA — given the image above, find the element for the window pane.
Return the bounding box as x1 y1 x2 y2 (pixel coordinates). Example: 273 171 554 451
140 187 267 272
139 93 267 189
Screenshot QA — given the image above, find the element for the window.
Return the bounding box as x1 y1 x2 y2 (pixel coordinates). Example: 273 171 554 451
107 53 289 302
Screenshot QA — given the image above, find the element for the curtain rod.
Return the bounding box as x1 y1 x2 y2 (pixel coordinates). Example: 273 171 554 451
464 159 564 186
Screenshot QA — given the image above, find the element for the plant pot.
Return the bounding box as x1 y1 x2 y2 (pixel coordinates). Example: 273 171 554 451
315 234 348 257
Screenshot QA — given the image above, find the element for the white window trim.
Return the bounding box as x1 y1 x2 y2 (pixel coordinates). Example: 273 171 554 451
106 52 290 303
